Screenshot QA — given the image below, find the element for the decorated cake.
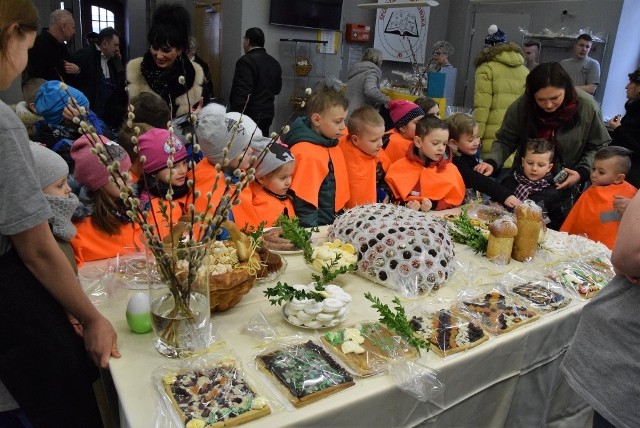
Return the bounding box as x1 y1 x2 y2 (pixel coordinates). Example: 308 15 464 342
459 290 539 334
409 309 489 357
162 358 270 427
256 340 354 408
510 281 571 313
330 204 455 295
321 322 418 376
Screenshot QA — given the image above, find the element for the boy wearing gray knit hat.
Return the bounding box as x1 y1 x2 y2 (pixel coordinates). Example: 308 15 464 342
29 142 81 272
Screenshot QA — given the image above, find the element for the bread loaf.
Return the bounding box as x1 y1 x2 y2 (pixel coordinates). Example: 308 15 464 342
487 216 518 264
512 201 543 262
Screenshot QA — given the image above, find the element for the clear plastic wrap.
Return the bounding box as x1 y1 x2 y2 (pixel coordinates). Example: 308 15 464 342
455 288 539 335
152 352 275 428
500 273 573 314
388 360 445 404
282 283 351 329
254 338 355 408
408 309 489 358
545 259 611 299
319 321 418 377
329 204 456 298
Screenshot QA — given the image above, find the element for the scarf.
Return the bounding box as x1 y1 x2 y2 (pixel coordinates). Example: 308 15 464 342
140 51 196 113
45 193 79 241
513 171 551 201
137 173 190 206
534 90 578 142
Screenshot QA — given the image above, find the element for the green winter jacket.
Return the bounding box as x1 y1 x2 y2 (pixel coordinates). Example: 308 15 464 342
473 43 529 165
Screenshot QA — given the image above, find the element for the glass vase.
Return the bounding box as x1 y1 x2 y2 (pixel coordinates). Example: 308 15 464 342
147 241 213 358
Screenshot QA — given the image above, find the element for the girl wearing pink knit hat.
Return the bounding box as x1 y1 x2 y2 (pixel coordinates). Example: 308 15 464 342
382 99 425 163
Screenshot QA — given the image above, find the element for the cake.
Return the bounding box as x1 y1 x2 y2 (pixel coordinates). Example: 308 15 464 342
512 201 543 262
486 217 518 264
162 358 271 427
256 340 354 407
409 310 489 357
459 290 539 334
321 322 418 376
256 246 283 278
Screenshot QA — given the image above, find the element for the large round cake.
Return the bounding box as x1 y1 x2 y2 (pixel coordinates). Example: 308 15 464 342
330 204 455 296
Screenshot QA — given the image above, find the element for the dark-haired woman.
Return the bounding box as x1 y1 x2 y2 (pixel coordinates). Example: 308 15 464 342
476 62 610 222
607 66 640 188
126 3 210 118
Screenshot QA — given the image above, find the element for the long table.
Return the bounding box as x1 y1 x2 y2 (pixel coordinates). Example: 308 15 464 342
86 223 602 427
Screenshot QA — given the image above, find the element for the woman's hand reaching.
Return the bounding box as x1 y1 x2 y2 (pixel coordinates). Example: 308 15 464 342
555 168 580 190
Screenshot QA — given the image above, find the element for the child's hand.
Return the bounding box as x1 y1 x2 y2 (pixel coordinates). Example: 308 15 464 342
504 195 522 209
63 104 82 121
613 195 632 214
406 200 421 210
420 199 433 212
474 161 493 176
555 168 580 190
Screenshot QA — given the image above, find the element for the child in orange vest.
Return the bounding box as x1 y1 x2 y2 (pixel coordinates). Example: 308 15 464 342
386 116 465 211
281 87 350 227
233 141 296 229
136 128 190 238
382 99 425 163
560 146 637 249
70 135 139 265
339 105 392 208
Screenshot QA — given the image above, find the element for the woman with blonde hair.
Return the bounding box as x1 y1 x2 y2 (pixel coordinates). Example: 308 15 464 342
346 47 391 118
0 1 118 426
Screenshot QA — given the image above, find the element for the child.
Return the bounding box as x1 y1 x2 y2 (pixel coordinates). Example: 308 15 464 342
447 113 521 208
414 96 441 118
12 77 45 138
560 146 637 249
29 142 80 273
136 128 190 238
281 87 350 227
338 105 392 208
501 138 564 229
70 135 139 265
385 116 465 211
192 102 271 216
33 80 113 166
383 99 426 163
232 141 296 229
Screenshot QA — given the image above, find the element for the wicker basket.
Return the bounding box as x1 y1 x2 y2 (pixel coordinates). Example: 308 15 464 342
295 62 312 77
209 255 259 312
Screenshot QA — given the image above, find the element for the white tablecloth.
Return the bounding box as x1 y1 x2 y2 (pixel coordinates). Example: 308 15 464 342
86 224 603 428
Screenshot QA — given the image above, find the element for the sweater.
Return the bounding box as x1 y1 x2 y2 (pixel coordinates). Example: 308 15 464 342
345 61 390 116
473 42 529 164
452 153 513 204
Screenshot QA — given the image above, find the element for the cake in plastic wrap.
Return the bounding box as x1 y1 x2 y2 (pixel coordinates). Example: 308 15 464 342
329 204 455 296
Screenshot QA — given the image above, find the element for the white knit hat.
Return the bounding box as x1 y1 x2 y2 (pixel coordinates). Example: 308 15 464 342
255 140 295 178
29 142 69 189
196 103 271 165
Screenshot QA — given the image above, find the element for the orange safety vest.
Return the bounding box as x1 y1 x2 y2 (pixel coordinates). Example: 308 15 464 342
71 217 141 266
560 181 637 250
232 181 295 229
144 193 190 239
289 142 350 210
188 159 228 217
338 134 391 209
385 155 466 209
384 129 414 163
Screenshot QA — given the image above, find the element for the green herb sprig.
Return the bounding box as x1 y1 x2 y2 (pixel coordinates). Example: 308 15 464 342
448 209 488 254
275 215 317 262
364 292 429 354
264 281 325 306
311 254 356 288
241 221 267 245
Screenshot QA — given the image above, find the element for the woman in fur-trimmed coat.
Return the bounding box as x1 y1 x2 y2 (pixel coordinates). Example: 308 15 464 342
473 42 529 166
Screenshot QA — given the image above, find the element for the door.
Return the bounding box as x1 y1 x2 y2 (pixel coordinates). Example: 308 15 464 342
194 2 222 99
461 11 531 107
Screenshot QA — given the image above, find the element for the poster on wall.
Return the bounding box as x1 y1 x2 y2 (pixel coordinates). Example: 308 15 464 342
373 0 430 63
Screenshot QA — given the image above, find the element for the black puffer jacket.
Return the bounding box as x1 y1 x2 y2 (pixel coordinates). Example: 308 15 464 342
610 99 640 188
229 48 282 123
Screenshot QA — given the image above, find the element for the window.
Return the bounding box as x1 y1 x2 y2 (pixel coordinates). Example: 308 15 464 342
91 5 114 33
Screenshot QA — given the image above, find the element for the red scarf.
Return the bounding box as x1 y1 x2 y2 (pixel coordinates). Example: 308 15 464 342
535 90 578 142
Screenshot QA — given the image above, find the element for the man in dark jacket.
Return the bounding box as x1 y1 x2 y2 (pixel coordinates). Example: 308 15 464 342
71 27 127 129
229 27 282 136
24 9 79 83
